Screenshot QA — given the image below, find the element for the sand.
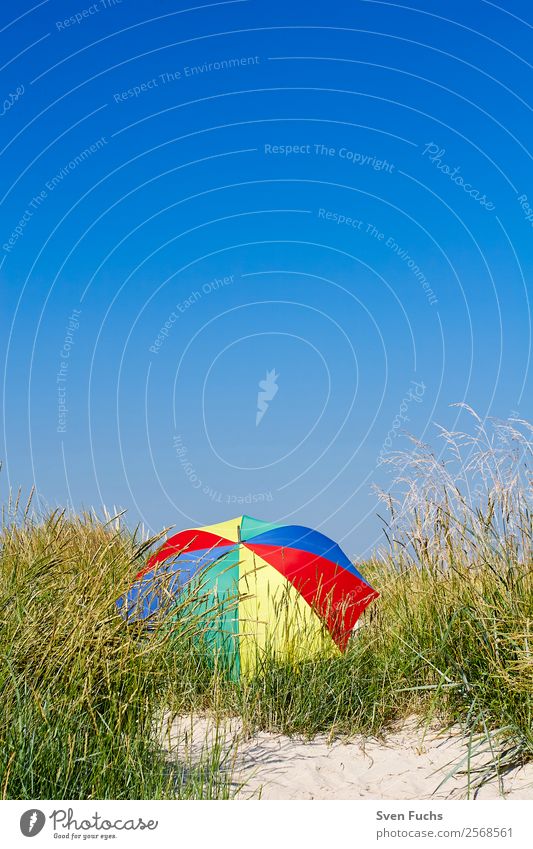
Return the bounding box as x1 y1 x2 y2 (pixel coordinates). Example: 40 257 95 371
160 715 533 800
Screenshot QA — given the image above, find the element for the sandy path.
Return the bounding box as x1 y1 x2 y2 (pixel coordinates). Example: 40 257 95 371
160 715 533 800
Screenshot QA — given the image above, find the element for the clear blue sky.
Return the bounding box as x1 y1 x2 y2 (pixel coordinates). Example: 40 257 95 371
1 0 531 557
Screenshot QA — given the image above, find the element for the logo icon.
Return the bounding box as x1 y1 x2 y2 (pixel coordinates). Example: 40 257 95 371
20 810 46 837
256 369 279 426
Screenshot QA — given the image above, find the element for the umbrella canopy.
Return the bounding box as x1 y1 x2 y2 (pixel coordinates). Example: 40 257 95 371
119 515 379 675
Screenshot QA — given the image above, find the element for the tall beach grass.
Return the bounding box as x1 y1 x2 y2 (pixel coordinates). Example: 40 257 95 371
0 409 531 797
0 503 233 799
164 410 533 788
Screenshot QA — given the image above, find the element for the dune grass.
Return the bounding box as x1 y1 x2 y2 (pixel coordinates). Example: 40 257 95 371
167 414 532 760
0 504 233 799
0 409 531 798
